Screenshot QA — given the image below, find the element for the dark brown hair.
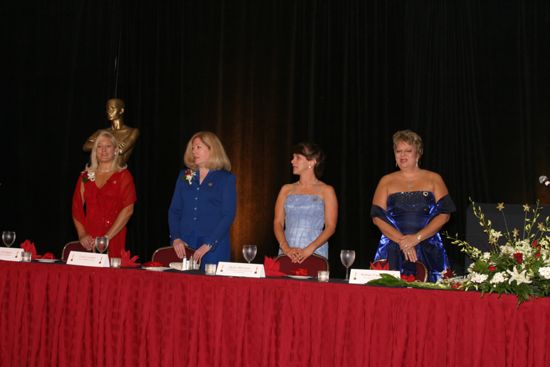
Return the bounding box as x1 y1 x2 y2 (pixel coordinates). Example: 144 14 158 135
292 142 326 178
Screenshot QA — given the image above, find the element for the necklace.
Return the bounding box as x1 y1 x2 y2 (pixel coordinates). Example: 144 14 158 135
97 168 113 173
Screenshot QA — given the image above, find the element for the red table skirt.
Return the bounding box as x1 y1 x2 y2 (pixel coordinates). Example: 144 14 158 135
1 261 550 367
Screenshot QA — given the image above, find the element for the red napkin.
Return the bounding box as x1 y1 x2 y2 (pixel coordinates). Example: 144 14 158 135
263 256 286 277
370 260 390 270
400 274 415 283
293 268 308 276
142 261 163 267
120 249 141 267
41 252 55 259
21 240 38 260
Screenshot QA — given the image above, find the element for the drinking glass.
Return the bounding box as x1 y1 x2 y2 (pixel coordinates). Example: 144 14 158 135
95 237 109 254
110 257 121 268
340 249 356 280
2 231 16 247
242 245 257 263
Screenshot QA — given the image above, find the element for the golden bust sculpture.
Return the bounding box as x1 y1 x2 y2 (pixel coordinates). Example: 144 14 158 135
83 98 139 164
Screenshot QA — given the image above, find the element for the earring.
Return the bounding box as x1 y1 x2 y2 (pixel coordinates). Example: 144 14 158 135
395 162 398 167
416 160 419 168
308 165 312 169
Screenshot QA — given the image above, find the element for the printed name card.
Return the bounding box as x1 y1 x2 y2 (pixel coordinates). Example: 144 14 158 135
215 262 265 278
348 269 401 285
66 251 109 268
0 248 24 262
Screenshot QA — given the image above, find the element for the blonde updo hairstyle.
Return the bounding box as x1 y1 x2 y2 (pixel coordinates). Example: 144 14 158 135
183 131 231 171
392 129 423 158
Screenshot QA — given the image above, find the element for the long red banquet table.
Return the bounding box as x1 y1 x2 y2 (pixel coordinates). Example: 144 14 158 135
1 261 550 367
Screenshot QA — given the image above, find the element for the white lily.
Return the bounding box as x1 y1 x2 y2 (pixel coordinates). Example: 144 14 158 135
506 266 532 285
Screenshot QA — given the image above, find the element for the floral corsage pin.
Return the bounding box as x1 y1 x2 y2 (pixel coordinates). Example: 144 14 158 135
82 170 96 183
183 169 196 185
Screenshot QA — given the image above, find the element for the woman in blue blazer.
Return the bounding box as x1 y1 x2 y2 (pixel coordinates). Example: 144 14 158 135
168 131 236 268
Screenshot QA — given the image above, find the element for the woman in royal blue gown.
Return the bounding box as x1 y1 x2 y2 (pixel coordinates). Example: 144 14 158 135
168 131 236 269
274 143 338 263
371 130 455 282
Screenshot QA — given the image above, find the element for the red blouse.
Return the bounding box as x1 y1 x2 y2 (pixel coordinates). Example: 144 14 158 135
72 168 136 258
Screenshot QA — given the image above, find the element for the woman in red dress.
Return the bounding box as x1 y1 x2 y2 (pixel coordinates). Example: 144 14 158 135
72 130 136 258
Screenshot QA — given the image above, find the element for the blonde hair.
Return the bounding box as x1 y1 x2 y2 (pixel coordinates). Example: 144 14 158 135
392 129 423 158
86 130 126 172
183 131 231 171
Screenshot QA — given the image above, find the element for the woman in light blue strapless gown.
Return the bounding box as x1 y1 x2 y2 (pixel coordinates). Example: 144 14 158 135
274 143 338 263
371 130 455 282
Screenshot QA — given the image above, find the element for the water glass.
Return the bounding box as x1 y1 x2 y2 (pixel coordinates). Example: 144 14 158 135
317 270 329 282
95 237 109 254
340 249 356 280
205 263 217 275
192 258 200 270
2 231 16 247
242 245 257 263
110 257 121 268
22 251 32 262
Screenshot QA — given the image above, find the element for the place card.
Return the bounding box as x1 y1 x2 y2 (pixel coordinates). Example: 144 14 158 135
348 269 401 285
66 251 109 268
0 248 24 262
215 262 265 278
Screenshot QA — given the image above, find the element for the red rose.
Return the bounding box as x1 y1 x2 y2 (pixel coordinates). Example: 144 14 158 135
532 240 539 248
513 252 523 264
535 251 541 258
443 269 454 279
450 282 461 289
488 265 496 272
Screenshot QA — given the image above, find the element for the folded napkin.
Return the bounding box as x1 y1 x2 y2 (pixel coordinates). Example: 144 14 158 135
400 274 415 283
41 252 55 259
263 256 286 277
142 261 163 267
293 268 308 276
21 240 38 260
120 249 141 267
370 260 390 270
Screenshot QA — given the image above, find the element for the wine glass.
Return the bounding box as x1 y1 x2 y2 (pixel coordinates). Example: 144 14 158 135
242 245 257 263
340 249 356 280
2 231 16 247
95 237 109 254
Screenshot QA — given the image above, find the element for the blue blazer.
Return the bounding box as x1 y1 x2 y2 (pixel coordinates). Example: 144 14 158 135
168 169 236 265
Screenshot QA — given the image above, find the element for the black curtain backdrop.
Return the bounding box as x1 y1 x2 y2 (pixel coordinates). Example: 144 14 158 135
2 0 549 277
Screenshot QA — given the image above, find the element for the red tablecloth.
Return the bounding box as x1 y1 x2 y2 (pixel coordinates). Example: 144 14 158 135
1 261 550 366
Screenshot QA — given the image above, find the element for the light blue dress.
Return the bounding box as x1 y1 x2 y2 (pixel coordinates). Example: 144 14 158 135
280 194 328 258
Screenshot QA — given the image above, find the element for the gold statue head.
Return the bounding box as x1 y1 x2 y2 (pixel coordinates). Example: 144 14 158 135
87 130 126 172
106 98 125 122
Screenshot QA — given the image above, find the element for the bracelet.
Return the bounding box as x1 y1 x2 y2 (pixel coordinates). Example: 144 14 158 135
416 234 422 241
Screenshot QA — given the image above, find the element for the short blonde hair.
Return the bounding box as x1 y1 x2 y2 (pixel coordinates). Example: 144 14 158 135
87 130 125 172
392 129 423 158
183 131 231 171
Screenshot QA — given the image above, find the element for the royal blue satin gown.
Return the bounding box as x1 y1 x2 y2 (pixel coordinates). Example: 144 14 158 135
279 195 328 258
371 191 455 282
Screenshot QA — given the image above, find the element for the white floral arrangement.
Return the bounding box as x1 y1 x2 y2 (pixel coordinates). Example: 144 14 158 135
446 200 550 303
